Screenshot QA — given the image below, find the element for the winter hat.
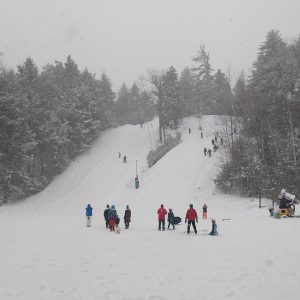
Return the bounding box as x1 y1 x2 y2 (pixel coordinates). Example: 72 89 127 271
126 205 129 209
189 204 193 208
111 205 115 209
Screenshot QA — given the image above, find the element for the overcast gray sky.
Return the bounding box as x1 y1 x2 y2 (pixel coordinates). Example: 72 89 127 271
1 0 300 89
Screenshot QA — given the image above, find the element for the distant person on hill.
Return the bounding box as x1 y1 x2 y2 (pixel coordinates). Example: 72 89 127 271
202 204 208 219
157 204 167 231
221 138 224 145
201 131 203 138
167 208 175 230
213 144 218 152
209 219 218 236
104 204 110 228
214 136 217 142
189 128 191 134
204 147 207 156
108 205 118 232
211 139 215 146
207 149 212 157
124 205 131 229
185 204 198 234
85 204 93 227
118 152 121 158
123 155 127 163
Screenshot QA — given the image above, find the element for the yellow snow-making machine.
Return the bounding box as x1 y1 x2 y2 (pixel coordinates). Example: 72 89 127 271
275 188 300 218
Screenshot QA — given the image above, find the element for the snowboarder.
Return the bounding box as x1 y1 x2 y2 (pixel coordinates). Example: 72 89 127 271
209 219 218 236
124 205 131 229
185 204 198 234
123 155 127 163
157 204 167 231
108 205 118 231
167 208 175 230
211 139 215 146
104 204 110 228
189 128 191 134
204 147 207 156
202 203 208 219
207 149 212 157
200 131 203 138
85 204 93 227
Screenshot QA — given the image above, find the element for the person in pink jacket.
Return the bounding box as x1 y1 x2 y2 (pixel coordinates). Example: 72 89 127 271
157 204 167 231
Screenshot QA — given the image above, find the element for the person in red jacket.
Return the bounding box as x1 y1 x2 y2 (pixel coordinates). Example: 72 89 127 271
157 204 167 231
185 204 198 234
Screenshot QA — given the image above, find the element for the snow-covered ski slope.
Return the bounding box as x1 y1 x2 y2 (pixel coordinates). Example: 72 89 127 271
1 116 300 300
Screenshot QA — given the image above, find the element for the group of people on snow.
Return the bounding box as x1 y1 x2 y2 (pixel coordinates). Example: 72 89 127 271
203 132 224 158
86 202 217 236
85 204 131 231
156 203 218 236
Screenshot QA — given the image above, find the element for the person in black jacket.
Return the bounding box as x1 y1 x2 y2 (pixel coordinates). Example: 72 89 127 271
104 204 110 228
124 205 131 229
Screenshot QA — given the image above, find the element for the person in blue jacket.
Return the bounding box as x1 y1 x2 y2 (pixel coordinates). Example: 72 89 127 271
209 219 218 236
108 205 118 231
85 204 93 227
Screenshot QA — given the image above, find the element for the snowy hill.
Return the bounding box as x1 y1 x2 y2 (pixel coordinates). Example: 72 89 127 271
1 116 300 300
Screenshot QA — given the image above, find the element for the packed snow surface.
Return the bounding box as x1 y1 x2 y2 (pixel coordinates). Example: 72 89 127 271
1 116 300 300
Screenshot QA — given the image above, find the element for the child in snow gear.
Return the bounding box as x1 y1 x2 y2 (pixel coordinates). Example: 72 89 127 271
124 205 131 229
104 205 110 228
204 147 207 156
202 204 207 219
167 208 175 230
209 219 218 236
123 155 127 163
185 204 198 234
85 204 93 227
157 204 167 230
207 149 212 157
108 205 118 231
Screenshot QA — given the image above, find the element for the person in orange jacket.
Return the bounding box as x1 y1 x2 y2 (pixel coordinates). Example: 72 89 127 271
157 204 167 231
185 204 198 234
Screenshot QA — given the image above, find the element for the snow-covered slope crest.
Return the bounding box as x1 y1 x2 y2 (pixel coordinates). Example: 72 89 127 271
1 115 300 300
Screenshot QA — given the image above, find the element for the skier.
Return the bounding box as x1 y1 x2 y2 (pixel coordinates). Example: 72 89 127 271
157 204 167 231
104 204 110 228
185 204 198 234
167 208 175 230
202 203 208 219
85 204 93 227
124 205 131 229
209 219 218 236
207 149 212 157
211 139 215 146
123 155 127 163
189 128 191 134
108 205 118 231
200 131 203 138
204 147 207 156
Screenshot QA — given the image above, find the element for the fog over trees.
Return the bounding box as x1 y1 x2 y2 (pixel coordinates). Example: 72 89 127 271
1 29 300 202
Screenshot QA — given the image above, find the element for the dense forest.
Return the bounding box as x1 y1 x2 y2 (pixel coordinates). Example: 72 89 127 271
216 30 300 200
1 29 299 203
